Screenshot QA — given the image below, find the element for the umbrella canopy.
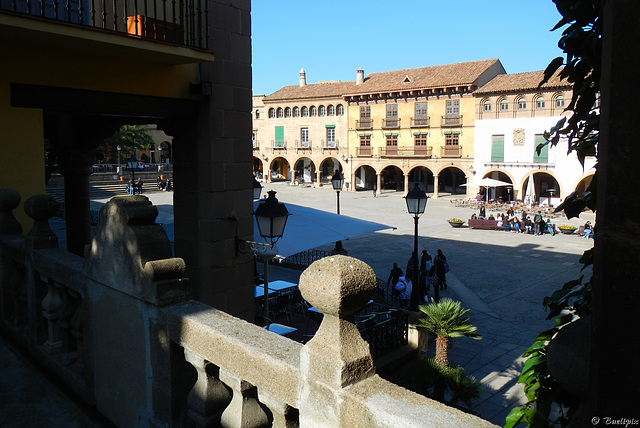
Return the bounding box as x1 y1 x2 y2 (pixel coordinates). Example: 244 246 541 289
525 175 536 207
252 202 394 258
461 177 513 203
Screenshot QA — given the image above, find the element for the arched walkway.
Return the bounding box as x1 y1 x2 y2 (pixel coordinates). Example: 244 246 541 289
294 157 316 184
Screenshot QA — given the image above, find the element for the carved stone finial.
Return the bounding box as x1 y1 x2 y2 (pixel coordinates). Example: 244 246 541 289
23 194 59 249
298 256 377 426
0 188 23 235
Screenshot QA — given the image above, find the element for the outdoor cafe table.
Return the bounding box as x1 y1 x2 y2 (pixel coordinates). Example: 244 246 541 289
254 280 297 298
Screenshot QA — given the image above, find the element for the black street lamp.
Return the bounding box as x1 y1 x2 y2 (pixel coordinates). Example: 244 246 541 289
246 190 291 324
404 182 428 309
331 169 344 215
127 154 138 194
253 176 263 201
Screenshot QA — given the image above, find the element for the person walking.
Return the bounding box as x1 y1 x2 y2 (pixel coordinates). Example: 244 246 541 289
434 249 448 293
387 262 403 288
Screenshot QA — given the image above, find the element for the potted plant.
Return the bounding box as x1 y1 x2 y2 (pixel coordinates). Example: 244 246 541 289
559 225 577 235
448 218 464 228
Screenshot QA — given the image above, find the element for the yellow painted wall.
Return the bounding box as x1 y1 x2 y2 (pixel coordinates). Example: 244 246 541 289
0 38 200 231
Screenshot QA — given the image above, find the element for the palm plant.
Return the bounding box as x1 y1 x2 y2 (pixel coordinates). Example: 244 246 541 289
417 298 482 367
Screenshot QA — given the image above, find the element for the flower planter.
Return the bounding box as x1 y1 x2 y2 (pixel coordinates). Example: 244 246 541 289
560 228 576 235
448 221 464 228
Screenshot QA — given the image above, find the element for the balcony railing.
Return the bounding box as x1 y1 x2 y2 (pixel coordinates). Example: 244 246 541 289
379 146 433 157
355 119 373 129
271 140 287 150
320 139 339 151
356 146 372 156
411 116 431 127
441 145 462 157
1 0 209 49
441 114 463 127
0 192 493 428
382 117 401 129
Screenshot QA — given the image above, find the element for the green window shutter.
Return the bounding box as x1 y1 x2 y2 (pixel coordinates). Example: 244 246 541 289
491 135 504 162
325 125 335 129
275 126 284 147
534 134 548 163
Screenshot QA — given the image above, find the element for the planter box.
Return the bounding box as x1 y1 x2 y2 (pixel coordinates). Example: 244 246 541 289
448 221 464 228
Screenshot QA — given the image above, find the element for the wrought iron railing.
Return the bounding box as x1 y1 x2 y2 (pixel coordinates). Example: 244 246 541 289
355 304 408 359
355 119 373 129
377 146 433 157
278 249 332 270
381 118 401 128
1 0 209 49
411 116 431 127
441 114 463 127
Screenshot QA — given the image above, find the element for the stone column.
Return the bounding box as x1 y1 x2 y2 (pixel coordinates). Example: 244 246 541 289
404 173 410 195
376 173 381 194
433 175 440 198
298 255 377 427
316 170 322 186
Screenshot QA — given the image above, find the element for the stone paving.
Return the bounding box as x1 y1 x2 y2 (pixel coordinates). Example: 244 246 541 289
1 182 595 426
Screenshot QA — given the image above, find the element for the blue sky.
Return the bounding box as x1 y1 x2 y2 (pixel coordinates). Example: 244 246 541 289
251 1 565 95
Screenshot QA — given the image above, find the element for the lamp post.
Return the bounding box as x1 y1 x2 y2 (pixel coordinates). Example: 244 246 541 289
331 169 344 214
253 176 263 200
252 190 290 324
404 182 428 309
127 153 138 194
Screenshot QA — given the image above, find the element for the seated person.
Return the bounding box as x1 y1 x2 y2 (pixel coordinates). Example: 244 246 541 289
545 219 556 236
471 213 477 220
513 217 522 233
524 217 533 234
583 221 593 238
488 214 495 221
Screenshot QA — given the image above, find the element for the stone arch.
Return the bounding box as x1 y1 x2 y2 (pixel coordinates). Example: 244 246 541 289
573 171 596 196
380 164 404 192
318 156 342 185
268 156 291 182
354 164 377 191
408 166 434 193
438 165 467 196
293 157 316 184
253 156 265 179
521 171 562 206
481 169 516 202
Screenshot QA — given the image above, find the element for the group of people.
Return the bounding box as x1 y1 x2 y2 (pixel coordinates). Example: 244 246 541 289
473 206 559 236
156 176 173 192
125 178 143 195
387 249 449 308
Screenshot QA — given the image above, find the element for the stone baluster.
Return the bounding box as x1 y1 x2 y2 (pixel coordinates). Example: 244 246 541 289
0 188 22 235
58 288 80 365
298 255 377 428
23 194 59 250
69 290 84 371
41 276 64 354
184 350 232 427
257 390 298 428
219 369 269 428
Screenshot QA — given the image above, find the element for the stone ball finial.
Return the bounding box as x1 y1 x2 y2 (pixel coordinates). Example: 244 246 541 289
24 194 59 221
0 188 21 211
299 255 377 318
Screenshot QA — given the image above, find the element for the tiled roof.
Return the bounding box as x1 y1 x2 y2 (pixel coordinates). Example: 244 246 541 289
263 58 504 101
345 58 504 95
475 69 570 95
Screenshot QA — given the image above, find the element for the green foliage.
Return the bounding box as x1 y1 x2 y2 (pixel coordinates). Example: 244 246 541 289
417 298 482 340
506 1 601 426
103 125 154 154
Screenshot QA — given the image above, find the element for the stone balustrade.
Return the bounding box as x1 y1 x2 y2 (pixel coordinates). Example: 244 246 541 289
0 189 497 427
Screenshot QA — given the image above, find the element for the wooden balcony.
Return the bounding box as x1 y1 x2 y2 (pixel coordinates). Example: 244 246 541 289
382 118 401 129
441 115 463 127
411 116 431 127
355 119 373 129
357 146 372 156
379 146 433 157
441 145 462 157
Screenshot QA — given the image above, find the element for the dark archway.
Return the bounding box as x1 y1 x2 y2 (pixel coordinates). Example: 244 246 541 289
380 165 403 191
483 171 514 202
438 166 466 195
408 166 434 193
269 157 291 181
294 157 316 184
354 165 376 191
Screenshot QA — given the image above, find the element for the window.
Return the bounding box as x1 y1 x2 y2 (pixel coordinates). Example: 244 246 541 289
274 126 284 148
326 126 335 147
293 107 300 117
491 135 505 162
518 99 527 110
327 105 335 116
300 128 309 147
386 104 398 117
534 134 549 163
360 135 371 146
255 110 260 119
319 105 326 116
483 100 491 111
500 99 509 111
415 102 428 117
336 104 344 116
386 134 398 154
445 132 459 147
268 108 275 118
446 100 460 115
360 105 370 118
277 107 283 118
414 133 427 146
536 97 545 109
555 96 565 108
284 107 292 117
310 106 317 117
301 106 309 117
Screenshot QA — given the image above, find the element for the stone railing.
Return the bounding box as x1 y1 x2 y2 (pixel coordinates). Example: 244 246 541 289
0 188 497 427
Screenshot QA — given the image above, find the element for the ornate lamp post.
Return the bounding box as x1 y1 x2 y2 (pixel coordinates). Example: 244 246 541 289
331 170 344 214
404 182 428 310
